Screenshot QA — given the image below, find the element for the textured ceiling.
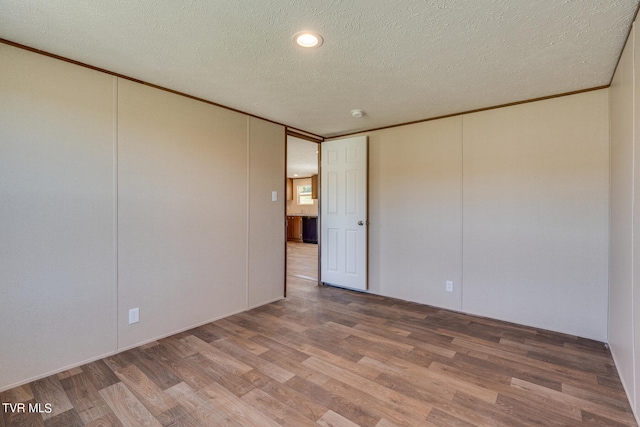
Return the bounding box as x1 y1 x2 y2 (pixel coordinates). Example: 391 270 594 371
287 136 319 178
0 0 638 137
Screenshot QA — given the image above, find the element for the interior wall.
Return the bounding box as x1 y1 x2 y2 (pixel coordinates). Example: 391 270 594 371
0 44 285 391
116 79 250 349
462 91 609 340
610 22 638 420
0 44 117 389
364 89 609 341
368 117 463 310
248 117 286 308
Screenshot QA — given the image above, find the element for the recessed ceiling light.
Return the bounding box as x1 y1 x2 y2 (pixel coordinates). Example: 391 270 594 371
351 109 365 118
294 31 323 48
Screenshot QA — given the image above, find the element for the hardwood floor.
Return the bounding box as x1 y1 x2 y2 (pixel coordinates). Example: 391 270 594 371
2 244 637 426
287 241 318 282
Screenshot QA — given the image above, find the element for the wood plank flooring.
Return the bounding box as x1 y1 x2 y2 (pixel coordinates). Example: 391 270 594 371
287 241 318 282
1 243 637 426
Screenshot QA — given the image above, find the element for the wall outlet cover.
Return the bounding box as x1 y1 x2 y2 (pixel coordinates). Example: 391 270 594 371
128 308 139 324
446 281 453 292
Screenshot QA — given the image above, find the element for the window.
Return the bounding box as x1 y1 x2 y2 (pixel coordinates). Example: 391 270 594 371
298 184 313 205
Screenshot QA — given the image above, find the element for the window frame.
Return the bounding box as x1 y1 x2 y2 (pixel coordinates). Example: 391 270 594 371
297 184 313 205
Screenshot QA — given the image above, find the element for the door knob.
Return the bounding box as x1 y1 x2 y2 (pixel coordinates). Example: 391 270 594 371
358 220 364 226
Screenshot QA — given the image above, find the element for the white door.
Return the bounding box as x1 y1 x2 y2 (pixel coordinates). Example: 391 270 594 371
321 135 368 290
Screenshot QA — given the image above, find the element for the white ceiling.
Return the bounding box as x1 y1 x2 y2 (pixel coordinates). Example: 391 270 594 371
1 1 638 137
287 136 318 178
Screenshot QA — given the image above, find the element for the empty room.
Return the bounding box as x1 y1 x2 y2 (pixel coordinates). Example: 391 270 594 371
1 1 640 426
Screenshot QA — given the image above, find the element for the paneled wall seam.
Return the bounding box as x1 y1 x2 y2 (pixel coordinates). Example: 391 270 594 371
633 22 638 413
608 70 612 344
460 114 465 312
113 76 119 352
246 116 251 310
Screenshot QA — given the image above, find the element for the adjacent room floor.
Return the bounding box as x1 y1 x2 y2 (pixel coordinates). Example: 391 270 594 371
1 246 637 426
287 241 318 284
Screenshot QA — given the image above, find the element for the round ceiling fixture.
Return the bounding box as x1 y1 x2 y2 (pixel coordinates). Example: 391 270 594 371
351 109 365 118
294 31 323 48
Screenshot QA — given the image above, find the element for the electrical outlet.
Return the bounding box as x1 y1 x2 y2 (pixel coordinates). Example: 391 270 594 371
446 281 453 292
128 308 139 324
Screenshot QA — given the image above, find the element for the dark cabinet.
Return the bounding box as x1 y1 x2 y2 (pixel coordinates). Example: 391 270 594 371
302 217 318 244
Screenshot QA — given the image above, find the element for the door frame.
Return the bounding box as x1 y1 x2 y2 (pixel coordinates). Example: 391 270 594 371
284 129 324 296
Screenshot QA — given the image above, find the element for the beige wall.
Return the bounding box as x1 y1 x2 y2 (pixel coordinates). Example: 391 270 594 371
0 45 117 389
462 91 609 340
364 90 609 341
368 117 463 310
0 44 285 391
117 79 250 349
248 117 286 308
610 22 639 421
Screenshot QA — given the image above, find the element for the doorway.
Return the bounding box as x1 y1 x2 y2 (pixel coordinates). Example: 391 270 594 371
285 134 320 291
